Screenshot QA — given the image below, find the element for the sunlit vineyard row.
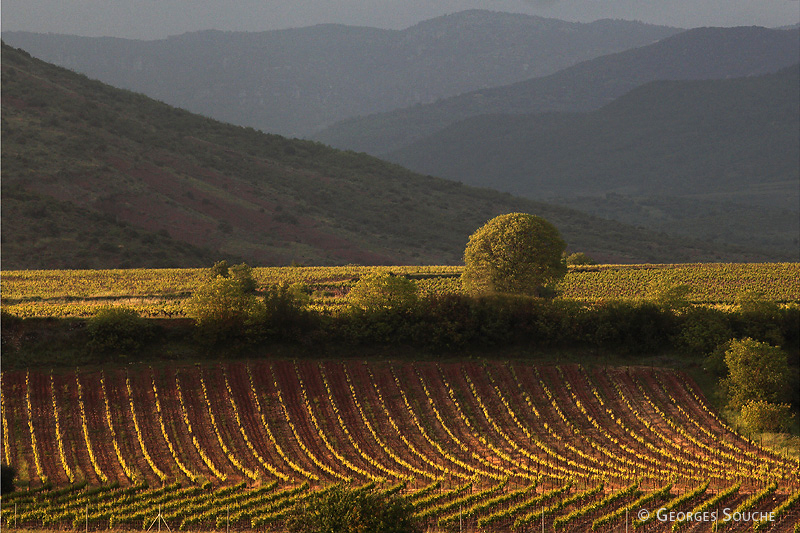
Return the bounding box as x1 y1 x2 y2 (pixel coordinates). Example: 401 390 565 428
2 361 799 531
4 477 798 532
2 263 798 318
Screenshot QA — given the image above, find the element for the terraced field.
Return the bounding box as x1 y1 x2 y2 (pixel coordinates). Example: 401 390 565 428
2 360 799 531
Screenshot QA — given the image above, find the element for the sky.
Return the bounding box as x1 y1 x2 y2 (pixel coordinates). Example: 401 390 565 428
2 0 799 40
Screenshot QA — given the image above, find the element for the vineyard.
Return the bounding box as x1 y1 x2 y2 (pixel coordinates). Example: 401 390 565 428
2 263 798 318
2 360 799 531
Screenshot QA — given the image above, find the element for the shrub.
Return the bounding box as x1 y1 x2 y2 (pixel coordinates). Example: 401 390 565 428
462 213 567 296
187 263 261 345
739 400 794 433
722 338 791 410
254 282 314 340
348 272 417 312
86 307 152 355
286 485 421 533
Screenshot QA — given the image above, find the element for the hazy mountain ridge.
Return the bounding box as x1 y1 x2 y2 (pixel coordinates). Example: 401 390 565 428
1 43 772 269
384 66 800 259
314 26 800 155
2 10 680 136
387 65 799 199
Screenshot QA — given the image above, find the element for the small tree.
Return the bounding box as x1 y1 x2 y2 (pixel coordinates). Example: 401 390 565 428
348 272 417 312
286 485 421 533
462 213 566 296
187 262 260 344
86 307 152 355
721 337 791 410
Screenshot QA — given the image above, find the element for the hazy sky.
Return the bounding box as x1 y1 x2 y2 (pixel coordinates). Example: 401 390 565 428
2 0 799 39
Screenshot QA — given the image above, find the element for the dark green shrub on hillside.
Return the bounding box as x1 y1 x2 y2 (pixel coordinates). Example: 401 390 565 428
733 296 786 346
286 485 421 533
86 307 152 355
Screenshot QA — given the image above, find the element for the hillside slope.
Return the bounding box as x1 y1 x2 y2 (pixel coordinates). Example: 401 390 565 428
2 11 680 136
314 26 800 155
0 43 777 269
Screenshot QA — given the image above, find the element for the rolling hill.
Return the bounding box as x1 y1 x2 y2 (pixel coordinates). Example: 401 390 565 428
314 26 800 156
1 43 778 269
1 11 680 137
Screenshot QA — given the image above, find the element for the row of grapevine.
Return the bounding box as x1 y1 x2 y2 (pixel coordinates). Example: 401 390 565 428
3 361 799 527
4 476 800 531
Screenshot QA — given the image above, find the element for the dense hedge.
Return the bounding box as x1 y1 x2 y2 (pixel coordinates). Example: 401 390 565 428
321 294 798 355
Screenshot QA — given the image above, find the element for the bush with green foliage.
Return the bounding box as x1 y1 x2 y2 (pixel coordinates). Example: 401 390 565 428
286 485 421 533
462 213 566 296
86 307 152 355
348 272 417 312
739 400 794 433
722 338 791 410
187 262 260 344
253 282 314 340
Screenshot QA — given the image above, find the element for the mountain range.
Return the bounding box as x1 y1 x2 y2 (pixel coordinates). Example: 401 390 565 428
387 66 799 201
385 66 800 259
314 26 800 156
1 42 768 270
2 11 680 137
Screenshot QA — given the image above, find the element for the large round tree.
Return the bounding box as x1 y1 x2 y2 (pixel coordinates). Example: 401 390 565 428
462 213 567 296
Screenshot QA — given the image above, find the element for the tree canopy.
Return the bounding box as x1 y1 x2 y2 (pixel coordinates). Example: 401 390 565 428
462 212 566 296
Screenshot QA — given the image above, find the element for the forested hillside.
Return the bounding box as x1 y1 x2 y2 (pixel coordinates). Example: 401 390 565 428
2 43 758 269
